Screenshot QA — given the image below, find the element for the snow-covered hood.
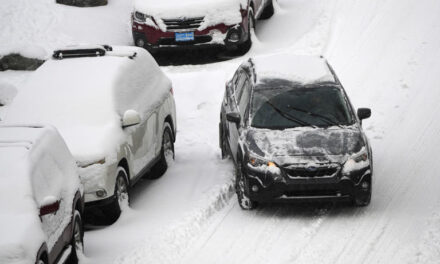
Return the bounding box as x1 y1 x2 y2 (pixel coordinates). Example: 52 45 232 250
134 0 246 29
246 126 365 164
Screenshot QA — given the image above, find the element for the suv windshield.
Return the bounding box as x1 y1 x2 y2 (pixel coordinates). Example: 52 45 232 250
251 79 354 129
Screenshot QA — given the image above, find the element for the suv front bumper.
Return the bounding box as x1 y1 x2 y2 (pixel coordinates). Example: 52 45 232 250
132 22 247 51
244 164 372 203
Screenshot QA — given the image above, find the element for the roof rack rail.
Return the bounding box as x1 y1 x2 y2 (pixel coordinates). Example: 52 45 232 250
52 45 113 60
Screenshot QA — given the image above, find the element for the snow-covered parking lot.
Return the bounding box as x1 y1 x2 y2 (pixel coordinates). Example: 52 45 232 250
1 0 440 263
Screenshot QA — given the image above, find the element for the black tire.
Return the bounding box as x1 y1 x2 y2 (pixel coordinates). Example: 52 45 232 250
36 258 47 264
237 8 255 53
352 178 372 207
66 210 84 264
150 123 174 179
107 167 129 223
235 160 258 210
259 0 274 19
219 122 229 159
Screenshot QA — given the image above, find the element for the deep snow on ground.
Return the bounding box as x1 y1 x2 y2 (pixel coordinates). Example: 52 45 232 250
1 0 440 263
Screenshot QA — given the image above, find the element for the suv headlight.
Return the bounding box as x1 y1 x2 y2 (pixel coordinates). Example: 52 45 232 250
342 149 369 175
134 11 152 23
248 154 277 168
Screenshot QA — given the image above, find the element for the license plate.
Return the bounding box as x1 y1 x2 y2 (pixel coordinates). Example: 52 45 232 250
175 32 194 42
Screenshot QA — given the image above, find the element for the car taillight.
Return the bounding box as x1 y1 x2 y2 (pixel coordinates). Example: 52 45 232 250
170 87 174 95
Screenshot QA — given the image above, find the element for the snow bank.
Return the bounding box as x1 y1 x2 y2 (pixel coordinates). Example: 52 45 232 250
134 0 247 31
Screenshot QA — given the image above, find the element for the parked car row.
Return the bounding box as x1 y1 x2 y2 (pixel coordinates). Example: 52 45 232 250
0 45 177 263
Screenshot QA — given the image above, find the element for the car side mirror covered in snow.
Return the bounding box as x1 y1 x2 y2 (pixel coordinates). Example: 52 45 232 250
357 108 371 120
122 110 141 128
39 196 60 216
226 112 241 125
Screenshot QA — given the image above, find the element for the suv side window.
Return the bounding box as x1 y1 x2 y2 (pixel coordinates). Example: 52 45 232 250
238 78 251 121
235 71 247 103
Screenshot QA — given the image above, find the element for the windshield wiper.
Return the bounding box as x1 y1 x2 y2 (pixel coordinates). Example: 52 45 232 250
286 105 344 128
265 101 317 128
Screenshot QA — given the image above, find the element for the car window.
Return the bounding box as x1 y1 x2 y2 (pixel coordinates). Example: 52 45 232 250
235 71 248 103
238 78 251 121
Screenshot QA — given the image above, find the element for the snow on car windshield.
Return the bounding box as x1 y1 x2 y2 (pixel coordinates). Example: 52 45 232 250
251 79 354 129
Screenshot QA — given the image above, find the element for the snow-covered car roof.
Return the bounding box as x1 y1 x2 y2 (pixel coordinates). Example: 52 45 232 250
134 0 247 29
0 125 80 263
3 46 172 164
250 54 336 85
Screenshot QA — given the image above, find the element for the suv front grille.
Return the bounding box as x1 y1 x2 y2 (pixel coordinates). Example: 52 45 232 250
284 164 340 178
163 17 204 32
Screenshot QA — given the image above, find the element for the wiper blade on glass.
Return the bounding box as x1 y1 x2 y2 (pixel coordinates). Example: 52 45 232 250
286 105 344 128
266 100 317 128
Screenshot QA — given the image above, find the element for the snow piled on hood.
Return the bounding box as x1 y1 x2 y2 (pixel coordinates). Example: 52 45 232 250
134 0 247 30
2 46 171 164
252 53 335 84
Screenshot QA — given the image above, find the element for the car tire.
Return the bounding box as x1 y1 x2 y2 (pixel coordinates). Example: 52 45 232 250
238 8 255 53
259 0 274 19
352 178 372 207
219 122 229 159
66 210 84 264
236 160 258 210
149 122 174 179
107 167 129 223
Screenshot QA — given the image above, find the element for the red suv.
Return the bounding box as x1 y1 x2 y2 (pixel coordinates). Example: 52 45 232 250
132 0 274 53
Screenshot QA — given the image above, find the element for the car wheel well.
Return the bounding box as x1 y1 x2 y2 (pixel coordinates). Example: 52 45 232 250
37 251 48 264
117 159 130 185
164 115 175 142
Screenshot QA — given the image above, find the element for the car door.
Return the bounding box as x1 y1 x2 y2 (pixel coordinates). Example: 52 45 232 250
129 110 158 177
228 71 250 162
32 153 69 260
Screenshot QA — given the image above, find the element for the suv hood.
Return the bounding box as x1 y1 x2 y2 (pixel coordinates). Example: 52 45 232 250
134 0 246 28
246 126 364 164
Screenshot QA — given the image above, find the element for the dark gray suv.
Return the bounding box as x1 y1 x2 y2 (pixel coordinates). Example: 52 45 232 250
219 54 373 209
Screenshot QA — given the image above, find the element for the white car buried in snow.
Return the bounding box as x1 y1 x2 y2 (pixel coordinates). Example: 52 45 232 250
0 125 84 264
3 45 177 224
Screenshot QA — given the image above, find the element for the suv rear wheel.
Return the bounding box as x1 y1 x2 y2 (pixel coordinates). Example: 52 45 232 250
259 0 274 19
150 122 174 178
66 210 83 264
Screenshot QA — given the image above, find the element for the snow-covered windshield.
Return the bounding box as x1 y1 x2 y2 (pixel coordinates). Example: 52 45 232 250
251 79 354 129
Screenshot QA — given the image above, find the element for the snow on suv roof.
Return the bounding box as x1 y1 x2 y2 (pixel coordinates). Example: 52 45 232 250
251 54 336 85
3 46 171 164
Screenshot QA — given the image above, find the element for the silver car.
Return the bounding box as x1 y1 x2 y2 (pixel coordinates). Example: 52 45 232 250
3 45 177 223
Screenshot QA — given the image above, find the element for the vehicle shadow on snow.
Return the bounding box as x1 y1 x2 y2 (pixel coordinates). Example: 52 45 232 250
152 46 248 66
254 201 361 218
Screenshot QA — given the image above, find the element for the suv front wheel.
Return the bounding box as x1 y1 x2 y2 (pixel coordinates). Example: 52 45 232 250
235 160 258 210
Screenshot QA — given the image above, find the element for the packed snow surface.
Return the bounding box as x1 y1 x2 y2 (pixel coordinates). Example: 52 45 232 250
1 0 440 263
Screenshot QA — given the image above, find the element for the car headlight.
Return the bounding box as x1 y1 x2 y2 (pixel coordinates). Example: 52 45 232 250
342 149 369 175
248 154 277 168
134 11 152 23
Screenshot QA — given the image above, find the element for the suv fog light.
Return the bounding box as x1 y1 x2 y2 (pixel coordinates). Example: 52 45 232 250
252 185 259 192
229 32 240 42
136 39 145 47
361 181 369 190
96 189 107 198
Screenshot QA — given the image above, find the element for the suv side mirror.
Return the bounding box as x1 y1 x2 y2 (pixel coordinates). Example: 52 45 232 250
39 196 60 216
122 110 141 128
226 112 241 125
357 108 371 120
